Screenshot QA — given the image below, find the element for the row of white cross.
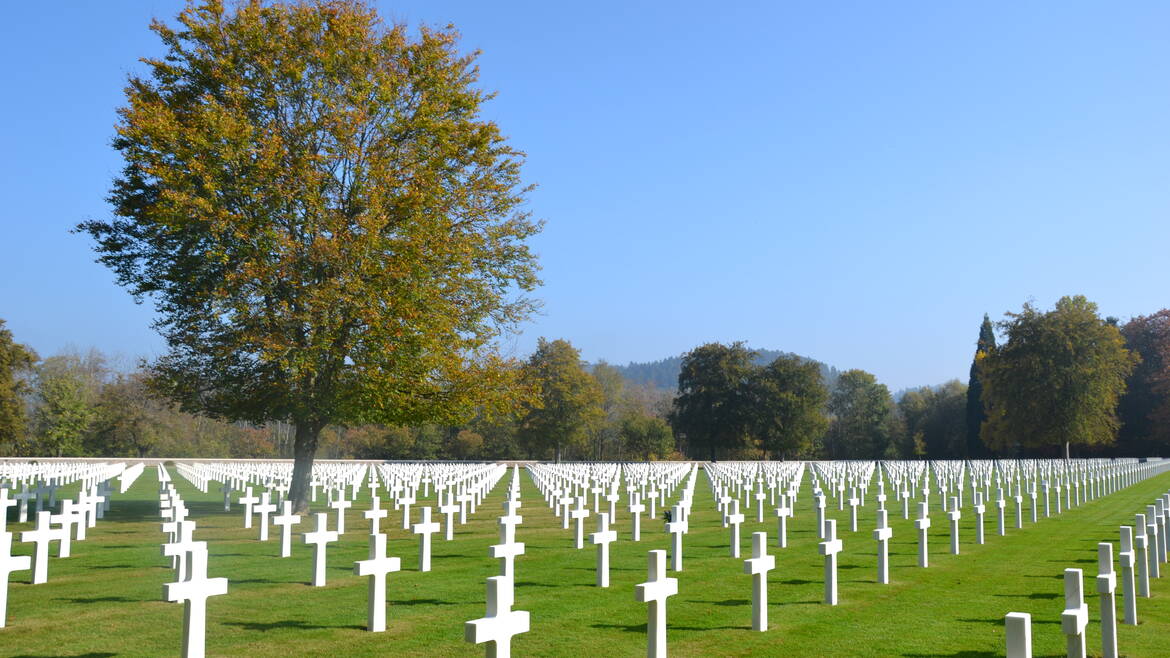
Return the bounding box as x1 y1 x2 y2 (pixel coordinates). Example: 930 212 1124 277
1005 485 1170 658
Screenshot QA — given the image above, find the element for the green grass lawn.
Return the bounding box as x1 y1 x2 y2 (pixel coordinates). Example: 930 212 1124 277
4 465 1170 657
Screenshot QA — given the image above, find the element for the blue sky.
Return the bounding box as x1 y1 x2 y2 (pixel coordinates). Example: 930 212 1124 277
2 1 1168 391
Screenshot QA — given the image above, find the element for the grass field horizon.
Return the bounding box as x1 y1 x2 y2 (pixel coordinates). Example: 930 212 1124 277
4 463 1170 656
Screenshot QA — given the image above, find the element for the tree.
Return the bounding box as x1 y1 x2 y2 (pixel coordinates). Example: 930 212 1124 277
898 380 968 459
965 314 995 458
746 356 828 459
825 369 893 459
670 342 755 460
979 296 1138 456
590 361 626 460
77 1 540 511
620 410 673 461
1118 310 1170 455
88 372 162 458
0 319 37 454
517 339 604 461
33 355 102 457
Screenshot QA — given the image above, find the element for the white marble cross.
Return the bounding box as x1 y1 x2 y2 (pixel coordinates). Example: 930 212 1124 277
0 531 31 627
848 488 860 532
1005 611 1032 658
21 511 64 584
873 508 893 585
1134 514 1150 597
743 531 774 631
947 496 961 555
330 496 353 536
272 501 301 558
164 545 227 658
1144 504 1161 578
48 502 76 559
819 518 843 605
364 496 388 536
635 550 678 658
996 488 1007 537
238 487 259 529
775 495 792 549
162 520 201 583
1118 525 1138 625
1096 542 1118 658
726 499 745 558
465 576 529 658
490 502 525 578
570 496 590 550
590 512 618 588
354 533 401 633
412 506 440 572
1061 568 1088 658
254 493 277 542
665 504 688 572
557 491 574 529
439 493 460 541
398 493 415 531
628 495 645 542
814 494 827 540
303 513 339 587
915 502 931 568
974 492 986 545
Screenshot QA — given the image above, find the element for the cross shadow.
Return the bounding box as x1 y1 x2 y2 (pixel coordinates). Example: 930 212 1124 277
777 579 815 585
898 646 992 650
591 622 644 634
223 620 365 632
992 592 1059 600
515 581 557 587
56 596 136 604
389 598 461 606
13 654 117 658
684 598 749 607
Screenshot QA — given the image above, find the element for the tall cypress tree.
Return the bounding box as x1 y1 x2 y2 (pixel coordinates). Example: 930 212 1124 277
965 314 996 457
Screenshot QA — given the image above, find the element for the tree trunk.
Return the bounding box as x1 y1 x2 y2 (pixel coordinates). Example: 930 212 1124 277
288 422 322 514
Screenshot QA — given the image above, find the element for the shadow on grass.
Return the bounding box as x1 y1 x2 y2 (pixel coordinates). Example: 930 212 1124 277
957 617 1060 626
898 646 992 650
88 565 137 570
56 596 136 604
223 620 365 632
684 598 749 607
515 581 556 588
591 622 644 634
389 598 461 606
777 579 815 585
992 592 1059 600
13 654 117 658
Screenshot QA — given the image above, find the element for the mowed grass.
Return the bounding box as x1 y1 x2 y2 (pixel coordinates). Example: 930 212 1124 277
4 466 1170 657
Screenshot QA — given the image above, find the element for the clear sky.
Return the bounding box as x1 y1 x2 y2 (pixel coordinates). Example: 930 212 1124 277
2 1 1168 391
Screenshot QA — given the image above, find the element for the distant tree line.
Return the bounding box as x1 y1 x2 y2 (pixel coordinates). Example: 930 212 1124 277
1 295 1167 461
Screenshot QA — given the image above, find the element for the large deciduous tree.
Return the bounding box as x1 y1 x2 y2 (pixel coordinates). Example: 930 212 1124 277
746 355 828 459
979 296 1137 456
1118 310 1170 455
77 1 540 510
899 380 968 459
517 339 604 461
825 369 893 459
0 319 37 453
670 342 755 460
965 314 995 458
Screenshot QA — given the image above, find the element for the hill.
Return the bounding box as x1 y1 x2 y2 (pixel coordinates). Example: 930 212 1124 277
601 348 841 392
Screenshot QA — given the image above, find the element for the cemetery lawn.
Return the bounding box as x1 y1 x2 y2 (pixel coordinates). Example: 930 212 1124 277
6 467 1170 657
